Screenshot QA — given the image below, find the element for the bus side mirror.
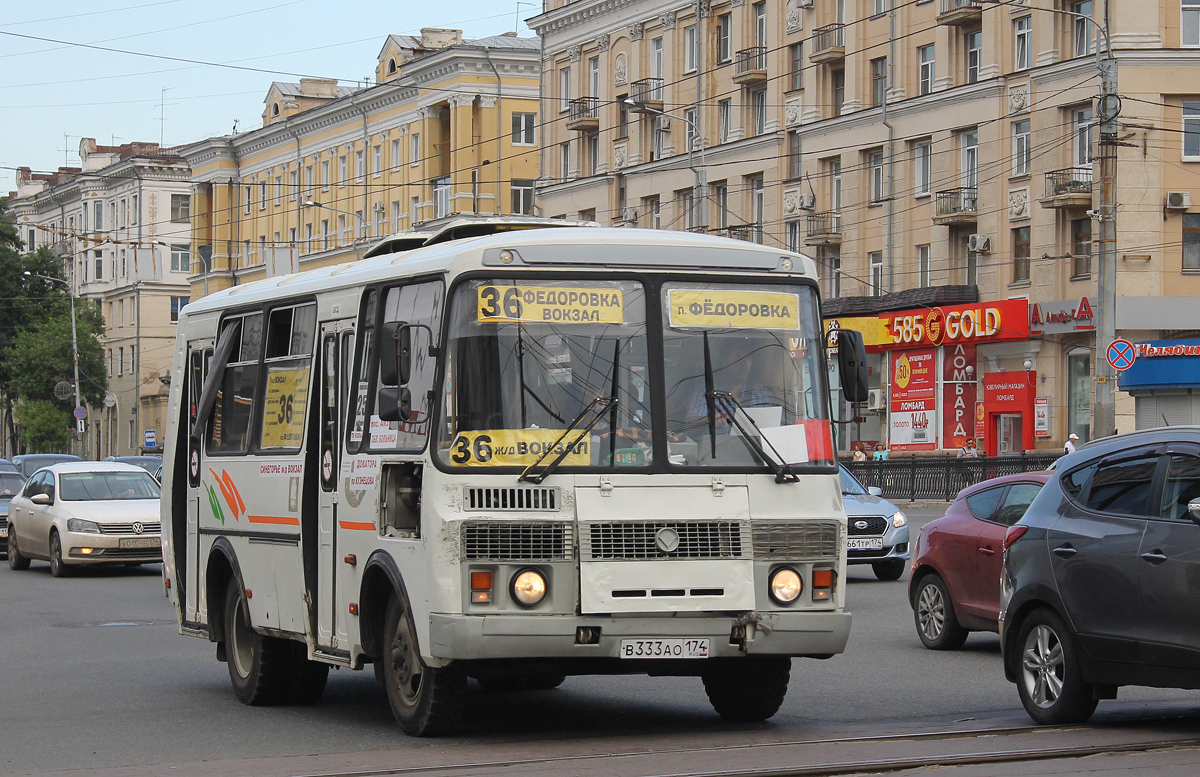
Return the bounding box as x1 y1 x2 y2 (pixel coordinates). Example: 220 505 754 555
380 322 413 386
377 386 412 423
837 329 870 404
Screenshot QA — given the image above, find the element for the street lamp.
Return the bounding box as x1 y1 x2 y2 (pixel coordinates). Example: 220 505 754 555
622 98 708 232
24 271 82 444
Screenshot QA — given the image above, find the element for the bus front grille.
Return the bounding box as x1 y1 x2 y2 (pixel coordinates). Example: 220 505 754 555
582 521 747 560
463 486 559 512
462 522 573 561
751 521 840 560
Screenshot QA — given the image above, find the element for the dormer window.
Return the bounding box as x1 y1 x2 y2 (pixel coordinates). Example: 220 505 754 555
387 58 397 75
272 102 280 117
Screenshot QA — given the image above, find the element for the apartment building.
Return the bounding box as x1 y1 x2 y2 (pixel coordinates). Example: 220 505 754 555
181 29 542 301
529 0 1200 453
6 138 194 457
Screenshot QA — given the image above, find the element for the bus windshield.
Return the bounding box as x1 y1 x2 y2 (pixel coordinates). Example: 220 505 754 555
662 281 834 468
438 279 652 470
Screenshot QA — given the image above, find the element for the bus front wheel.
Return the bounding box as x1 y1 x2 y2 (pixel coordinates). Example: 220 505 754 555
382 593 465 736
701 657 791 721
224 582 290 705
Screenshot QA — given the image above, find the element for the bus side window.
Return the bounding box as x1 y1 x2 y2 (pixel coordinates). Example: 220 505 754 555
374 281 444 451
258 302 316 453
188 349 204 433
347 290 378 453
207 313 263 455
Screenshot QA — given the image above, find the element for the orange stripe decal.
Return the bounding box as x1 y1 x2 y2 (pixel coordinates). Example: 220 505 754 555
247 514 301 526
339 520 376 531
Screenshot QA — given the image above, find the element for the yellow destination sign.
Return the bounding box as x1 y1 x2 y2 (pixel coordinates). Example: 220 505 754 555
261 366 310 448
669 289 801 330
476 285 624 325
449 428 591 467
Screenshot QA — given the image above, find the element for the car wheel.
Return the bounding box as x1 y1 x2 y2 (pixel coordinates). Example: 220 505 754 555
224 581 290 705
872 559 905 581
49 531 71 578
1016 609 1098 725
7 528 30 571
382 593 465 736
701 657 791 721
913 574 968 650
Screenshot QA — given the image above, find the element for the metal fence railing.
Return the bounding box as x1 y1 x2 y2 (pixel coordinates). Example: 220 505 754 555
844 453 1060 502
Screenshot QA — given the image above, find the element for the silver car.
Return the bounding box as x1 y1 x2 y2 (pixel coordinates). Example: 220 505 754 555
841 467 910 580
6 462 161 577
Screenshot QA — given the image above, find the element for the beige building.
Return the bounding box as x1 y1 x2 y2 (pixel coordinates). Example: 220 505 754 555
6 138 193 457
530 0 1200 453
181 29 542 300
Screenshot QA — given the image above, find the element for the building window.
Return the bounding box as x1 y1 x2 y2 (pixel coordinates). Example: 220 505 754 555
321 160 330 189
588 56 600 98
410 134 420 166
1014 17 1032 71
410 197 419 224
716 13 732 63
1013 226 1031 282
786 221 802 252
170 244 189 272
718 99 732 143
684 108 698 152
869 251 884 295
754 1 767 46
965 249 978 286
869 151 885 202
643 196 661 229
559 66 571 111
586 132 600 176
304 223 313 251
512 112 537 145
289 171 298 201
712 183 728 229
94 201 104 230
274 176 282 205
918 45 936 95
170 193 190 222
560 141 571 179
750 176 765 243
356 150 365 181
651 36 664 82
94 250 103 279
391 139 401 167
966 30 982 84
373 145 382 177
131 195 138 225
789 43 804 90
259 181 267 210
511 179 534 215
617 96 629 138
118 347 124 376
831 69 845 116
824 247 842 298
1187 0 1200 46
170 296 189 322
787 131 802 179
391 200 401 230
1071 217 1092 276
1012 119 1031 176
752 89 767 135
914 140 932 195
684 24 698 73
961 128 979 188
875 0 889 15
830 158 842 212
321 219 330 249
652 117 667 160
1073 2 1094 57
338 156 347 186
1184 101 1200 159
679 189 696 230
918 244 931 286
1074 107 1094 165
1184 213 1200 269
305 165 314 196
871 57 887 107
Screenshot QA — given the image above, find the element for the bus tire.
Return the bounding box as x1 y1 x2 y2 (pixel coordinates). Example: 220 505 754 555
224 582 289 706
283 642 330 705
382 593 465 736
701 657 791 722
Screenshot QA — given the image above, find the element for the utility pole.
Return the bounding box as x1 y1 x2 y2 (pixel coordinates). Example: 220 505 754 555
1093 28 1119 438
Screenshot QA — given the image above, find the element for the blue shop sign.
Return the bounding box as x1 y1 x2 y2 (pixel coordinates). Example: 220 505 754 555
1118 339 1200 391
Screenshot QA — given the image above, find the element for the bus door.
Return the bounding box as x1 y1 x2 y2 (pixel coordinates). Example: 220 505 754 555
185 342 212 623
317 320 353 650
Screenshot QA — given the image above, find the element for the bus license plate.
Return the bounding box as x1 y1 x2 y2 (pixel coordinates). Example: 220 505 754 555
120 537 160 549
847 537 884 550
619 638 710 659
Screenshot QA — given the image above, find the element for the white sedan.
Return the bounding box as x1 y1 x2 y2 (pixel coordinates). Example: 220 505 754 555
6 462 162 577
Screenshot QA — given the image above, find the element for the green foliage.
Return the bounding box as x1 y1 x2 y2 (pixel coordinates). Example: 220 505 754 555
10 298 107 407
13 400 72 453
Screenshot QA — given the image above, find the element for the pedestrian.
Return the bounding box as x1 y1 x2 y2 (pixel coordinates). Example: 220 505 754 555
1064 433 1079 454
872 443 889 461
852 442 867 462
957 439 978 458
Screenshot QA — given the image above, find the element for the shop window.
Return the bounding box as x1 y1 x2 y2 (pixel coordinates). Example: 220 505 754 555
1067 350 1091 443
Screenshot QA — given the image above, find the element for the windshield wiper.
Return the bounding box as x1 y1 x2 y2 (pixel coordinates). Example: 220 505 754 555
518 396 618 484
710 391 800 484
702 332 718 459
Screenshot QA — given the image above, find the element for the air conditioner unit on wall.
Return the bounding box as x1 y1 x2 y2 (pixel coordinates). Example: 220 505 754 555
968 233 991 253
796 0 814 7
1166 191 1192 210
621 207 639 224
866 389 885 411
797 192 816 210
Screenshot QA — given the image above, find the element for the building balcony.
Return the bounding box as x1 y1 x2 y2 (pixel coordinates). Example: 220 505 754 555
629 78 664 113
722 224 762 243
566 97 599 132
937 0 983 27
932 187 978 225
733 47 768 85
1040 167 1094 209
810 24 846 64
804 212 842 246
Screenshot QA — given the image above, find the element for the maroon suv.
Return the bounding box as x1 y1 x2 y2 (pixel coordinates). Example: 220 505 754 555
909 472 1050 649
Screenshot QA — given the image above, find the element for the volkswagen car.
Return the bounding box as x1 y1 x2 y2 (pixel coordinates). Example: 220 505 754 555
6 462 162 576
841 467 910 580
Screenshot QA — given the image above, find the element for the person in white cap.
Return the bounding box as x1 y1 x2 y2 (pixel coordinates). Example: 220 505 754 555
1064 433 1079 454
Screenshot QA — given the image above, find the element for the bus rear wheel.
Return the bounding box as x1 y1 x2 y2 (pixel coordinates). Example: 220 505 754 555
701 657 791 721
382 593 465 736
224 582 290 705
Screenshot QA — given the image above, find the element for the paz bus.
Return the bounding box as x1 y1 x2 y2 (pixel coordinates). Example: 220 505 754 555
160 219 869 735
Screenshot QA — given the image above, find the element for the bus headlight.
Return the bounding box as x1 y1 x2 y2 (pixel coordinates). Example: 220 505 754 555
768 567 802 605
511 569 547 607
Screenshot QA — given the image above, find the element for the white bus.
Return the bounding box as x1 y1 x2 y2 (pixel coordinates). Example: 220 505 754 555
160 221 869 736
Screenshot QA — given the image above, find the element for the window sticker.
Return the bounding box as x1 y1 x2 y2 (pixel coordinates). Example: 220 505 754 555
476 285 624 325
668 289 801 330
260 366 310 448
448 429 590 467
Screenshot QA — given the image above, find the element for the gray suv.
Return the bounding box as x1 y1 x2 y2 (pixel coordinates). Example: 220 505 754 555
1000 427 1200 724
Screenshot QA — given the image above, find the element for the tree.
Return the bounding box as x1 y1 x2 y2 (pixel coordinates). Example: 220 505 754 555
13 400 73 453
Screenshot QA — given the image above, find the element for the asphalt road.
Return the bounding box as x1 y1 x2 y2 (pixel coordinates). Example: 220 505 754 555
2 508 1197 775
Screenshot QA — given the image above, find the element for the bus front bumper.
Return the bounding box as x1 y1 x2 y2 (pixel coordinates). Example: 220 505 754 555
428 610 852 661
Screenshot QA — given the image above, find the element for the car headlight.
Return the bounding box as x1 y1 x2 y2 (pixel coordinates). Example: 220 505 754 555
510 569 547 607
67 518 101 533
892 511 908 528
769 567 803 605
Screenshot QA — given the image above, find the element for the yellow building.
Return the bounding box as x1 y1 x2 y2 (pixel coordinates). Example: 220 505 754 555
182 29 542 299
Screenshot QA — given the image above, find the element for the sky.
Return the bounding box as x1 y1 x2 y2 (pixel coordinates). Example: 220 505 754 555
1 0 537 181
